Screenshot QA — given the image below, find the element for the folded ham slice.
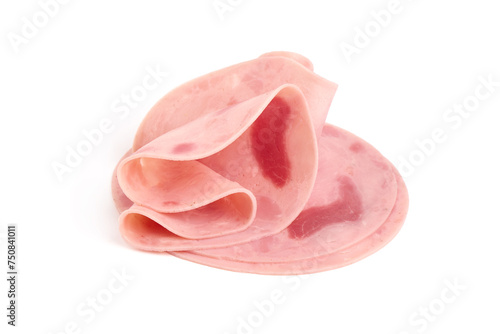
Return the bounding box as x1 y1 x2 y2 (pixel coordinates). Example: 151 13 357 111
117 85 318 249
111 51 409 274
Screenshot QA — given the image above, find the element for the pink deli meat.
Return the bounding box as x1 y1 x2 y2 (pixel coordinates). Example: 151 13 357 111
111 51 409 274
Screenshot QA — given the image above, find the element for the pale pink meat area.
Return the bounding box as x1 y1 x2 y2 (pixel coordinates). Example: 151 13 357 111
111 52 409 274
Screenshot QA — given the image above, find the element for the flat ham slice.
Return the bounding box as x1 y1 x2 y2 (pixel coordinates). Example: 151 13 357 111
170 125 408 274
111 52 409 274
172 164 408 275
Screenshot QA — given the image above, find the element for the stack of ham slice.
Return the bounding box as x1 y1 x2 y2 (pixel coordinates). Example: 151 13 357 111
111 51 409 275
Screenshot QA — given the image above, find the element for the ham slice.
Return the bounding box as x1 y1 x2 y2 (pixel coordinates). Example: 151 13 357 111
111 51 409 274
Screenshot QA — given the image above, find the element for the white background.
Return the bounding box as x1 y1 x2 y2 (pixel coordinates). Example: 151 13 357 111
1 0 499 333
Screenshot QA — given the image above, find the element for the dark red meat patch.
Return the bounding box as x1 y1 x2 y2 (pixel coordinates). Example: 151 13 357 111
251 97 292 188
287 175 363 239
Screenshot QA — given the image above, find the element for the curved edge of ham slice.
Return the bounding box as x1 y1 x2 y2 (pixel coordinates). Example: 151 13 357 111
111 149 134 214
258 51 314 71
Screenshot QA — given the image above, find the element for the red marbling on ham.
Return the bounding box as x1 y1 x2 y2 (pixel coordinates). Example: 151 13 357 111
111 51 409 274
